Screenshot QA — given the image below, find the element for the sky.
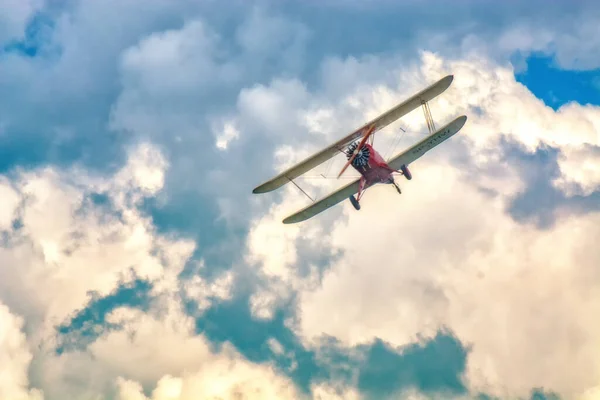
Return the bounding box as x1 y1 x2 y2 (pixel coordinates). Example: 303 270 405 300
1 0 600 399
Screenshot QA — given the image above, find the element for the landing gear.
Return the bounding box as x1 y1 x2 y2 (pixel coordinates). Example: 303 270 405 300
349 195 361 210
387 176 402 195
349 177 367 211
400 164 412 180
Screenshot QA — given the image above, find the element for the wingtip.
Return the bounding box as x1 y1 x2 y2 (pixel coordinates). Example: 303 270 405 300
456 114 468 129
282 214 299 224
252 180 280 194
282 214 304 224
436 74 454 91
252 184 268 194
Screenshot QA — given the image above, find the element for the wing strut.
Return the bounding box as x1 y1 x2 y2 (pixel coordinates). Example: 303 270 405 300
288 177 315 203
421 100 436 134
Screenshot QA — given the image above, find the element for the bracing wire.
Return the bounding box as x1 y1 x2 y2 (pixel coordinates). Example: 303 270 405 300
321 153 335 178
384 127 407 161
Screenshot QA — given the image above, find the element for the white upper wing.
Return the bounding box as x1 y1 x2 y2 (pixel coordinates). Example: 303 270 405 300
282 115 467 224
253 75 454 194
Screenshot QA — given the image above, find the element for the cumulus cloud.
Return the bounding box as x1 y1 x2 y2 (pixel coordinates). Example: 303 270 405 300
101 302 301 398
3 1 600 399
0 142 195 335
213 120 240 150
296 162 600 398
30 291 307 399
119 19 238 97
0 302 43 400
554 143 600 197
182 262 235 313
0 140 268 399
0 0 43 43
234 6 310 73
243 52 600 399
0 142 200 397
115 359 299 400
0 178 20 230
60 293 360 400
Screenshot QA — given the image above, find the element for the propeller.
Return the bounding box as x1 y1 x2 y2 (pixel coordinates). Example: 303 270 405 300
337 125 376 178
346 142 370 167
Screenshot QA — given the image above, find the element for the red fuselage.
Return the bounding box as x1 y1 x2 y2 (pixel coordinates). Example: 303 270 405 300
349 143 395 187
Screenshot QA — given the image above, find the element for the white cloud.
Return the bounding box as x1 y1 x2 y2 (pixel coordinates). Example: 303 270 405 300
4 1 600 399
0 178 20 230
0 142 196 335
29 293 305 400
237 79 312 139
554 144 600 197
45 292 373 400
113 141 169 197
100 298 301 400
0 138 303 400
418 4 600 71
0 302 43 400
108 7 310 149
182 261 234 313
116 363 299 400
0 0 43 43
310 383 361 400
0 142 222 399
213 120 240 150
581 386 600 400
108 18 237 143
243 52 600 399
234 6 310 72
119 20 238 97
548 16 600 71
297 162 600 398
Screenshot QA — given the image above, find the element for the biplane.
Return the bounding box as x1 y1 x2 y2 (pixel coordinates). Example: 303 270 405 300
252 74 467 224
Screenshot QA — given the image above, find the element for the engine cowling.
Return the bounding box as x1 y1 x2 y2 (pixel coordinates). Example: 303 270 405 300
346 142 370 168
400 164 412 180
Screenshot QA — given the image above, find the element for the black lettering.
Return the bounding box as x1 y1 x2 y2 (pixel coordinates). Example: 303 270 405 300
410 128 452 155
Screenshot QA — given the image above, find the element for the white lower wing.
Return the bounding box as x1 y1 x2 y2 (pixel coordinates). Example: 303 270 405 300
282 115 467 224
387 115 467 171
282 179 362 224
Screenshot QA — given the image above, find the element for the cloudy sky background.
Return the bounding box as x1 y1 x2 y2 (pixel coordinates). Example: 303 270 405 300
1 0 600 399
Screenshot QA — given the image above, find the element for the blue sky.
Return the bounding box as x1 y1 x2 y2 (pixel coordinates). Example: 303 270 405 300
1 1 600 400
516 54 600 109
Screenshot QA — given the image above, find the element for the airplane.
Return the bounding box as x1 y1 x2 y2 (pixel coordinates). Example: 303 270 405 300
252 74 467 224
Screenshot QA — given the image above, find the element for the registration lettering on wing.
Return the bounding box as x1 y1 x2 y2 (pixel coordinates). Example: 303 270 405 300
410 127 453 156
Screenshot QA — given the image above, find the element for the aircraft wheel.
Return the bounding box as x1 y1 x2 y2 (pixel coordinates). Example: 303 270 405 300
401 164 412 180
349 195 360 210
